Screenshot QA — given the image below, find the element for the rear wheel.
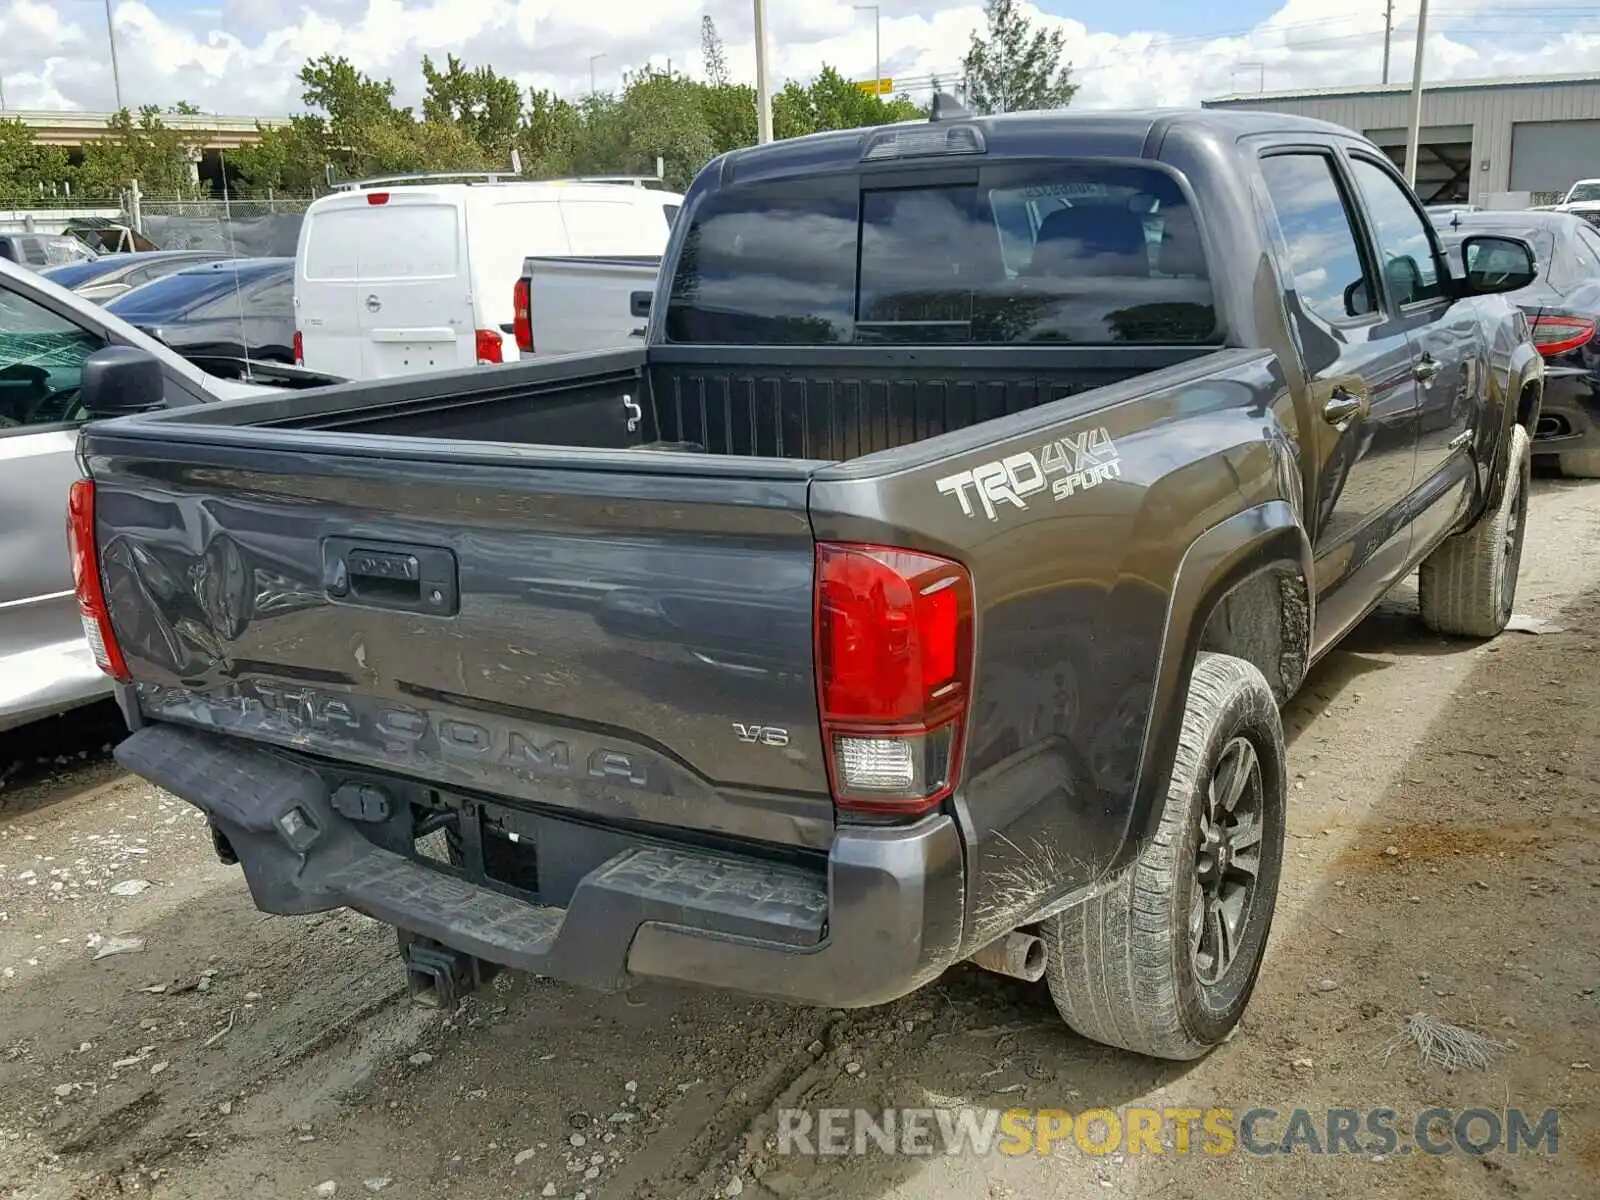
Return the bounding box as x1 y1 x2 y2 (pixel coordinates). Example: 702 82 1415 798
1418 424 1531 638
1557 448 1600 479
1039 653 1287 1060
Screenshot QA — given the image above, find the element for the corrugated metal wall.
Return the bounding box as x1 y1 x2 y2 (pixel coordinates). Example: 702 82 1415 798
1205 79 1600 202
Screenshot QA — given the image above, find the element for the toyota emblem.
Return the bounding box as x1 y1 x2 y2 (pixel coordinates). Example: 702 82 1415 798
365 294 382 313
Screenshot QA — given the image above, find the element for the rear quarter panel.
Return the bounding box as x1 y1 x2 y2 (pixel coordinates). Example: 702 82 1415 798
810 349 1308 950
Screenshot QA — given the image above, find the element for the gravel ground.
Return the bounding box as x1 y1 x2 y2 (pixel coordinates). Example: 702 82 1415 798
2 476 1597 1200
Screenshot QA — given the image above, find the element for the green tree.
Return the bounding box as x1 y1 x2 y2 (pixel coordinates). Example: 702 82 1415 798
422 53 523 163
575 69 716 190
961 0 1078 115
516 88 584 178
77 107 198 200
0 119 73 202
228 115 336 196
300 54 407 134
773 66 923 138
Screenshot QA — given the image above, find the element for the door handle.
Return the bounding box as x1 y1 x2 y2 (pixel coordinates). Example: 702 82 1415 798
1414 356 1440 385
1323 388 1364 426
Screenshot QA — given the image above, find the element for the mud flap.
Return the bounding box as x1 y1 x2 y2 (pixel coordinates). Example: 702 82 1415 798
398 929 500 1009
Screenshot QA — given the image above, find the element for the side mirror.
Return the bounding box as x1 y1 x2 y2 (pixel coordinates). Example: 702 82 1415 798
629 290 652 319
1343 278 1372 318
1460 235 1537 295
80 345 166 418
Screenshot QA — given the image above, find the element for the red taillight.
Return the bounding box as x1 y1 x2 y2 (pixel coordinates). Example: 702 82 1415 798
367 192 389 206
475 328 504 364
67 479 130 683
1530 313 1597 357
512 277 533 353
814 543 973 815
292 329 304 365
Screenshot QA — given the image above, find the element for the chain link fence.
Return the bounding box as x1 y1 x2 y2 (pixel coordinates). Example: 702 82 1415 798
134 198 315 259
1 190 319 259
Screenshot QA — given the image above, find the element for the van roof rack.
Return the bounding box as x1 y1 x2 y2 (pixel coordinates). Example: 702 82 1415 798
328 168 521 191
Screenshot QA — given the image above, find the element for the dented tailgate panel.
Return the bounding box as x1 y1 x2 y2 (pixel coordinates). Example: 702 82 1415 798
89 444 835 850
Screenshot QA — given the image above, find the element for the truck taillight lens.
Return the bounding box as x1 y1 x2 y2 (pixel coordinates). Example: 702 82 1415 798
1530 313 1597 357
67 479 130 683
512 277 533 353
475 328 504 364
292 330 304 365
814 543 973 815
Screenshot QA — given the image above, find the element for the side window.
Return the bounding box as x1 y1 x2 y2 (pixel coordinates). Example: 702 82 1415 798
1347 157 1447 307
1258 153 1376 325
247 277 293 311
0 285 105 429
1574 226 1600 278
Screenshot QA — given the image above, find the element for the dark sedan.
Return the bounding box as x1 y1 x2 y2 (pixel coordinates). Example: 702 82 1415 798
104 257 296 371
1433 210 1600 476
40 250 230 303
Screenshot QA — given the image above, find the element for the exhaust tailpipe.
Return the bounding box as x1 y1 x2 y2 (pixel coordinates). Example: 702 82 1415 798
967 932 1047 982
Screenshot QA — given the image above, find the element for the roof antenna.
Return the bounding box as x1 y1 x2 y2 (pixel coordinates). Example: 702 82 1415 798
929 92 971 122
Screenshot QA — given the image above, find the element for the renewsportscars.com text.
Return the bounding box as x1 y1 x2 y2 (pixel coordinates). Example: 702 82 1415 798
776 1106 1561 1158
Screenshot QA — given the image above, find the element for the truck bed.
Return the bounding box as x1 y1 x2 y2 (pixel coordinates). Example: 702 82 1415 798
143 344 1221 462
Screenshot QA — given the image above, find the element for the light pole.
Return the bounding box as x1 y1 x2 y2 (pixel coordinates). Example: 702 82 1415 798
1403 0 1429 188
754 0 773 143
588 52 606 96
855 5 880 98
105 0 124 110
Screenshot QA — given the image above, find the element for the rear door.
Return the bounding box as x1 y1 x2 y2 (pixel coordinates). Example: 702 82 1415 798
1255 147 1421 615
1344 151 1476 522
297 191 475 380
354 192 474 377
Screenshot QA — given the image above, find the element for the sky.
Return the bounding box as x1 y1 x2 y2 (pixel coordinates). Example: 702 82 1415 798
0 0 1598 116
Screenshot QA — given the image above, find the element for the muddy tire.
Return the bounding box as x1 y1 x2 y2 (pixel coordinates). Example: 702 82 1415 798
1418 424 1531 638
1040 652 1286 1060
1557 448 1600 479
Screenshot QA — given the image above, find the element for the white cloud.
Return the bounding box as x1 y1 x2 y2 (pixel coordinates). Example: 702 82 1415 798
0 0 1596 116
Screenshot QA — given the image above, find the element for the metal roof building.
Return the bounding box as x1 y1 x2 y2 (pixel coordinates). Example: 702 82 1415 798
1203 72 1600 206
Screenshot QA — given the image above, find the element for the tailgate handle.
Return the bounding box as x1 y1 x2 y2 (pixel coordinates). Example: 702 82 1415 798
324 539 459 616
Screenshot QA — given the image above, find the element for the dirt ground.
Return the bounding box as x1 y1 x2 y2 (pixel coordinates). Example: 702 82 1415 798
2 476 1597 1200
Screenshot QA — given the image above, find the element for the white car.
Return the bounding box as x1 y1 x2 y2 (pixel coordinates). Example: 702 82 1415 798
293 173 683 381
1555 178 1600 228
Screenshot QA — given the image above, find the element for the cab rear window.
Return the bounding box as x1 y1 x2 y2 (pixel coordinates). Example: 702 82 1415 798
664 164 1218 346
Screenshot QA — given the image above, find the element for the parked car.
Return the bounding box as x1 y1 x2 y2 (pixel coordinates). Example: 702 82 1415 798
41 250 231 303
512 255 659 357
1554 178 1600 228
1432 209 1600 475
0 232 97 271
0 257 285 733
83 106 1543 1061
105 257 296 370
293 173 682 380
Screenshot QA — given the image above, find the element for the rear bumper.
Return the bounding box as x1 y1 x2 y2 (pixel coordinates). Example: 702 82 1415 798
115 722 966 1008
1531 371 1600 455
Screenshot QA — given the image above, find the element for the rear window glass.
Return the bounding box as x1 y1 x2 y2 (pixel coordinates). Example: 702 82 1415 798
41 259 123 288
664 165 1218 345
106 264 286 320
302 202 460 281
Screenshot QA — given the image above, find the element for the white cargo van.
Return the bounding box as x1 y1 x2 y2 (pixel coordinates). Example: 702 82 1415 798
293 173 683 380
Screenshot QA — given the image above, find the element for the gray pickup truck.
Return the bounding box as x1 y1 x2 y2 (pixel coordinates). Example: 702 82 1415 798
75 105 1543 1061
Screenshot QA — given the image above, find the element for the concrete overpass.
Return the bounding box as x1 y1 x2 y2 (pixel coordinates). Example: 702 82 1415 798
5 108 292 149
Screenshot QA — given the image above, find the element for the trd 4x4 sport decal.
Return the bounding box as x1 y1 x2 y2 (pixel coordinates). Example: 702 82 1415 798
935 427 1123 521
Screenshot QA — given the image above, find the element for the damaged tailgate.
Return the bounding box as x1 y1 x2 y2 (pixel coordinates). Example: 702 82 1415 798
86 427 835 851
